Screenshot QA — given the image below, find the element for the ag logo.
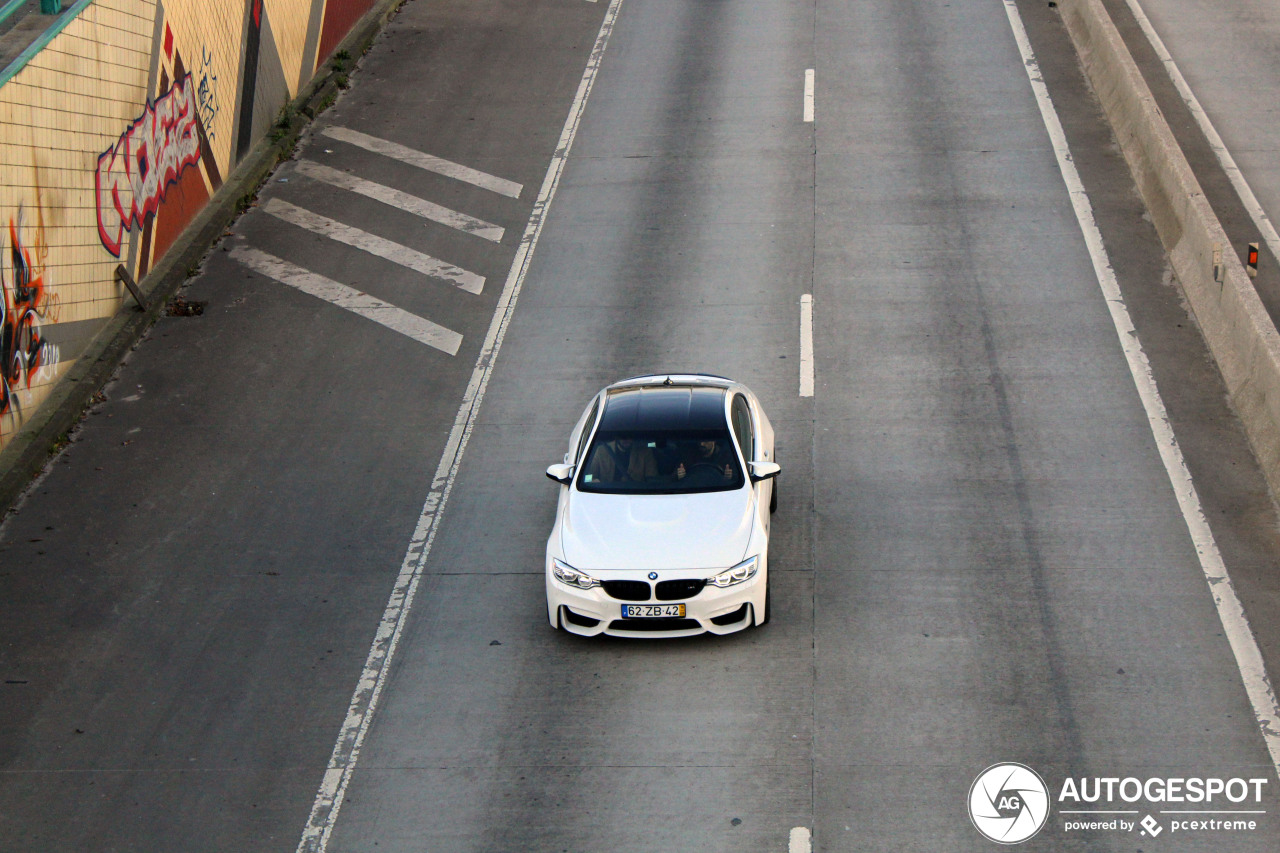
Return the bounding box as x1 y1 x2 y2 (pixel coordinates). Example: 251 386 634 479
968 763 1050 844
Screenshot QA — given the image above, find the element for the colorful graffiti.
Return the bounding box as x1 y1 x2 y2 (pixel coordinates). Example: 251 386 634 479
0 0 393 449
196 46 220 140
1 209 59 421
94 73 203 257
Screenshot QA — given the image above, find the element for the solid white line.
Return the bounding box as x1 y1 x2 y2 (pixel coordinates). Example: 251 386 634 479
788 826 812 853
803 69 815 123
1123 0 1280 268
229 245 462 355
321 126 524 199
1001 0 1280 781
295 160 505 242
293 0 628 847
799 293 814 397
262 198 485 294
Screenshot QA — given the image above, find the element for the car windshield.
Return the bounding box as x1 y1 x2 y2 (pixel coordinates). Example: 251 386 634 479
577 429 745 494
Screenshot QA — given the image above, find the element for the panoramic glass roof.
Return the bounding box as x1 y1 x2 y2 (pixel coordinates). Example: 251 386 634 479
599 386 728 432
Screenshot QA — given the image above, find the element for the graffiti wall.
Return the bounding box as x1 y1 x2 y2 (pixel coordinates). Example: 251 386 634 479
0 0 384 448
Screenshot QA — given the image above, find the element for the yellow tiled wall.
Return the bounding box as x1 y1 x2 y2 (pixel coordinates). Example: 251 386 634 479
0 0 367 448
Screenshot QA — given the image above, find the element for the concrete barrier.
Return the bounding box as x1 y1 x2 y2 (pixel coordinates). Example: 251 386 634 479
1061 0 1280 500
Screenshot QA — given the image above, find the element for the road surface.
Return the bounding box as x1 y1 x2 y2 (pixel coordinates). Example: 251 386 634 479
2 0 1279 850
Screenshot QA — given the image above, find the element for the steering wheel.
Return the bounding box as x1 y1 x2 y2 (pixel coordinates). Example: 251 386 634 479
686 461 737 481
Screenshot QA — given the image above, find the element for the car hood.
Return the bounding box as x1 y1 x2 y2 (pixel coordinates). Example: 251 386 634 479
560 488 755 572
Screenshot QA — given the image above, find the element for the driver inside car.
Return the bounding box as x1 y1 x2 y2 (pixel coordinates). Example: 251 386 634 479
675 438 735 481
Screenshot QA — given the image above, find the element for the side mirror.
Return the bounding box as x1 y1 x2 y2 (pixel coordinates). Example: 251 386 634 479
546 463 575 485
748 461 781 482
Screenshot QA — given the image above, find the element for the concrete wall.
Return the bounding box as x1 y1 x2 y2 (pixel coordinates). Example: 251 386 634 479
0 0 378 448
1061 0 1280 501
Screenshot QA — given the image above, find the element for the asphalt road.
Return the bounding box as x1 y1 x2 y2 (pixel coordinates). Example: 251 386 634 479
2 0 1280 851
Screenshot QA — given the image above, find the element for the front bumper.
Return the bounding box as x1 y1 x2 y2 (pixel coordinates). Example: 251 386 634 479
545 563 766 638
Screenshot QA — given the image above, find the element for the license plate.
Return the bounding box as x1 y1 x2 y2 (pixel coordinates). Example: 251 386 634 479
621 604 686 618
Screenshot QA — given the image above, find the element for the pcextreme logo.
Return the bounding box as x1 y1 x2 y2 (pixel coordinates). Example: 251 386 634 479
968 763 1051 844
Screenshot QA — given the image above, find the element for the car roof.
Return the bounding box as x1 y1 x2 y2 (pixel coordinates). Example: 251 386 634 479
598 385 729 432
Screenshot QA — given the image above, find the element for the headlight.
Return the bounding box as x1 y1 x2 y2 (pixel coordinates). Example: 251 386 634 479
708 555 758 588
552 559 601 590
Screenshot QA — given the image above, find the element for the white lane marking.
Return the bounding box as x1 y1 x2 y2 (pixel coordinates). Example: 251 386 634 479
293 0 628 846
803 68 815 123
800 293 814 397
789 826 812 853
1001 0 1280 780
295 160 505 243
321 126 523 199
230 245 462 355
1123 0 1280 270
262 198 485 295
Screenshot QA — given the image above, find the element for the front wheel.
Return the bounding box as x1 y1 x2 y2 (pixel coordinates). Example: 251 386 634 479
769 480 778 514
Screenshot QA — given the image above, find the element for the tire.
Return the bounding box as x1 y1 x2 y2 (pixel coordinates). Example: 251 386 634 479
769 480 778 514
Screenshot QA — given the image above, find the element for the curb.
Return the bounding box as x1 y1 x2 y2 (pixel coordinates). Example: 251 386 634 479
1060 0 1280 503
0 0 406 517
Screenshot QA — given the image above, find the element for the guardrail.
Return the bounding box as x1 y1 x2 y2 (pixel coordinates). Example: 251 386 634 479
0 0 91 89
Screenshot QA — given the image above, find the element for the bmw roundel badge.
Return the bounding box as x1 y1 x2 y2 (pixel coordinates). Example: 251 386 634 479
648 572 658 580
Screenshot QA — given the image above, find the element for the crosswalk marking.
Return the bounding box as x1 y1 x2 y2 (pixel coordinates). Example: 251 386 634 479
321 126 524 199
294 160 505 243
262 198 485 294
230 245 463 355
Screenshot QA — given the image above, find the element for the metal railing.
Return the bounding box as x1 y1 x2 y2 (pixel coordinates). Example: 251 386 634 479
0 0 93 90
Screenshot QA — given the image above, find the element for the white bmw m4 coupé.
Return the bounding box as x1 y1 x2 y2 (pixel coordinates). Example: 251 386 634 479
544 374 779 638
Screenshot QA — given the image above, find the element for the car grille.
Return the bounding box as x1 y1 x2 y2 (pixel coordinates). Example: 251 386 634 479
602 580 650 601
655 579 706 601
608 618 702 632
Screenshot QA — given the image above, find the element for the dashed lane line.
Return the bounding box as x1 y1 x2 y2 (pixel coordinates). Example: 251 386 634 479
229 245 462 355
803 69 814 123
262 198 485 295
294 160 505 243
800 294 814 397
321 126 524 199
